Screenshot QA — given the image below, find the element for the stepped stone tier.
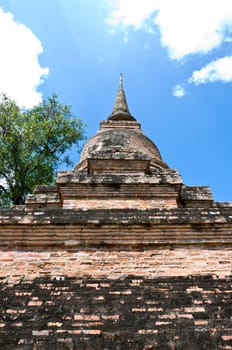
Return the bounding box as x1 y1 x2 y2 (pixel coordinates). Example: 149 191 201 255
0 76 232 349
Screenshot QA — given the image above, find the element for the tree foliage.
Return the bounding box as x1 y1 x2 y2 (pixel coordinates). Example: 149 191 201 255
0 94 85 207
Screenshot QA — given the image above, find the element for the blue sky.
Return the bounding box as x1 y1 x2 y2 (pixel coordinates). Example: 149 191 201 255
0 0 232 201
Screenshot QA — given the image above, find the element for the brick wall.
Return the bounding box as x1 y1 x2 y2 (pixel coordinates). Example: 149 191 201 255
0 206 232 349
0 247 231 349
0 247 231 283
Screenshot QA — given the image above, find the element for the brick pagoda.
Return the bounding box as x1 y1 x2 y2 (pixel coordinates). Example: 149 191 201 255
0 76 231 349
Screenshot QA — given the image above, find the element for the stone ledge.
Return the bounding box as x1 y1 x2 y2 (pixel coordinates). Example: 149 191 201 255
0 211 232 248
57 171 182 184
180 186 213 208
0 207 232 248
1 207 232 225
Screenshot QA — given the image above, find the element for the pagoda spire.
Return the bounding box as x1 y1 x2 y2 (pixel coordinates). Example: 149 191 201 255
108 74 136 121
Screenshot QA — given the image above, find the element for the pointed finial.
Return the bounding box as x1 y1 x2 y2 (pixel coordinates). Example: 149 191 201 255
120 73 123 87
108 74 136 121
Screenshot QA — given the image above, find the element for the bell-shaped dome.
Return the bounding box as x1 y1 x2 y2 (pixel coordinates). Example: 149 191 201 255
77 75 168 170
80 127 163 164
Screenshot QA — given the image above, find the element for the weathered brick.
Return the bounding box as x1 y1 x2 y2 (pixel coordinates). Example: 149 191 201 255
222 335 232 341
194 320 209 326
74 314 100 321
47 322 63 327
32 330 50 336
28 301 43 306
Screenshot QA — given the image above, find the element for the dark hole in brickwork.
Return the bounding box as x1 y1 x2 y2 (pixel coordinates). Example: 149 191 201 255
0 275 231 349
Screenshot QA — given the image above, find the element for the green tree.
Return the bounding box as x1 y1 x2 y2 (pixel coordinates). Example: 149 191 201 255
0 94 85 207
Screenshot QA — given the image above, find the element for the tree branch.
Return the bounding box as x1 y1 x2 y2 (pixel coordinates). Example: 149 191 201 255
0 184 7 194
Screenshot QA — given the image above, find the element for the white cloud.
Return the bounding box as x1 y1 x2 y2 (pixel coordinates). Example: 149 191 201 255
0 7 49 108
189 56 232 85
172 84 186 97
106 0 232 59
106 0 159 29
155 0 232 59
